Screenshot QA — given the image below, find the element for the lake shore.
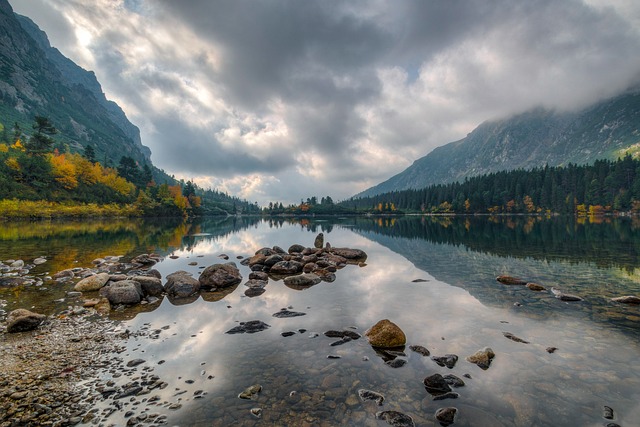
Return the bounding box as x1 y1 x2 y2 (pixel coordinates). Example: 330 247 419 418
0 311 125 426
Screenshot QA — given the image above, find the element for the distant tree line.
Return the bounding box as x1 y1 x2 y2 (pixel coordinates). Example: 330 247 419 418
345 155 640 215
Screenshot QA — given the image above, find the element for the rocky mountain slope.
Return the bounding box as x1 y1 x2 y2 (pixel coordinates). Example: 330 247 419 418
358 85 640 198
0 0 150 166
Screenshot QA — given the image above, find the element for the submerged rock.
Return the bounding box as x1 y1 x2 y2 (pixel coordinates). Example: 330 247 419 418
375 410 414 427
272 309 306 318
238 384 262 399
358 389 384 405
431 354 458 369
409 344 430 356
283 273 321 289
502 332 530 344
435 407 457 426
443 374 466 388
365 319 406 348
226 320 271 334
324 330 361 340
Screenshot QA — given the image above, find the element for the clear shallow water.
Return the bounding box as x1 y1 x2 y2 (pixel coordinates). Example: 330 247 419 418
2 216 640 426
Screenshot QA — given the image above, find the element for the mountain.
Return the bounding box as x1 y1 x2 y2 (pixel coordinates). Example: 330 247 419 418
357 85 640 198
0 0 150 166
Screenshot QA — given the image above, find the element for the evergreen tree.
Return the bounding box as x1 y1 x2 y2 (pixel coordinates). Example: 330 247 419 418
25 116 57 156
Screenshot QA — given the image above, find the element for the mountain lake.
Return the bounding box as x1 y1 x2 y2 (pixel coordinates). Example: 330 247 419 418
1 215 639 426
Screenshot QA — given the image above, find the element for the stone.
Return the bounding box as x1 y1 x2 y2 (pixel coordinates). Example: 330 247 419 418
551 288 583 301
249 271 269 281
244 279 267 289
130 276 164 297
288 244 305 254
466 347 495 370
53 269 74 280
10 259 24 268
375 410 415 427
164 271 200 298
358 389 384 405
324 330 361 340
385 358 407 368
270 260 303 275
131 253 160 266
443 374 465 388
199 263 242 289
33 257 47 265
74 273 110 292
603 405 614 419
126 359 145 367
6 309 46 333
503 332 530 344
431 354 458 369
283 273 321 289
526 282 546 291
409 345 430 356
238 384 262 399
100 280 143 305
250 407 262 418
94 297 111 315
365 319 406 348
546 346 558 353
272 309 306 318
423 374 452 395
330 248 367 260
496 275 526 285
435 407 457 426
264 254 284 267
314 233 324 248
611 295 640 304
226 320 271 334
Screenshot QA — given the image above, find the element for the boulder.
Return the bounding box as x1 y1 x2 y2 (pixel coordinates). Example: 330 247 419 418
100 280 143 305
551 288 583 301
244 279 268 289
314 233 324 249
74 272 110 292
466 347 495 370
165 271 200 298
288 244 305 254
53 269 74 280
264 254 284 267
365 319 406 348
255 247 275 256
283 273 321 289
130 276 164 297
226 320 271 334
496 275 526 285
270 260 303 275
6 309 46 333
249 271 269 281
330 248 367 261
199 263 242 289
423 373 452 395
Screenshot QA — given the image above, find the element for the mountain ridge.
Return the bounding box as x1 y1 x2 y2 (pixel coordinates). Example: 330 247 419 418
0 0 151 167
357 84 640 198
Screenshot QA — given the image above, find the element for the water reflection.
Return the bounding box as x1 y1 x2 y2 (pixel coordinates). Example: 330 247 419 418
2 216 640 426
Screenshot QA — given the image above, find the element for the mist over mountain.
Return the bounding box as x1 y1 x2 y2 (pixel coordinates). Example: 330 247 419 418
357 85 640 198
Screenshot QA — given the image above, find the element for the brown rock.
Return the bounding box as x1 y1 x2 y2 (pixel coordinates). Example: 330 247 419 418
6 309 46 333
74 273 110 292
496 275 526 285
611 295 640 304
526 282 546 291
466 347 495 370
365 319 406 348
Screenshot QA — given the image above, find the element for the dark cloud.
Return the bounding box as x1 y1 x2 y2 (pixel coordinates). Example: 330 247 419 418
10 0 640 205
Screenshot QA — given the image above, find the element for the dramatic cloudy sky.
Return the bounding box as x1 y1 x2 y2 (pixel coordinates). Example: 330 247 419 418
9 0 640 205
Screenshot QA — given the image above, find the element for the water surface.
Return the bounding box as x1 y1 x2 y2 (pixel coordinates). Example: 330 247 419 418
1 216 639 426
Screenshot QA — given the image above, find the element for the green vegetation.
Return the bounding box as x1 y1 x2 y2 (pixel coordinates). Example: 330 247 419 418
346 156 640 215
0 116 257 219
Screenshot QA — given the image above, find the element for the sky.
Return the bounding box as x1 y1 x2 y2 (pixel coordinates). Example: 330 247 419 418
9 0 640 206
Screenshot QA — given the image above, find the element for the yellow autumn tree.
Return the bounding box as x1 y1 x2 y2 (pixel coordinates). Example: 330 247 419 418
49 153 78 189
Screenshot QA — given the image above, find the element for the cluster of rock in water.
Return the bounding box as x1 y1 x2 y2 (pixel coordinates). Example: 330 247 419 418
2 237 638 426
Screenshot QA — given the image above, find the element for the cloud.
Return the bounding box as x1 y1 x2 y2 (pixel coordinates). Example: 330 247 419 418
9 0 640 205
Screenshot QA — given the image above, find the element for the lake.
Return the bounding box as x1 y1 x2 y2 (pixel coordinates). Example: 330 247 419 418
1 215 639 426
